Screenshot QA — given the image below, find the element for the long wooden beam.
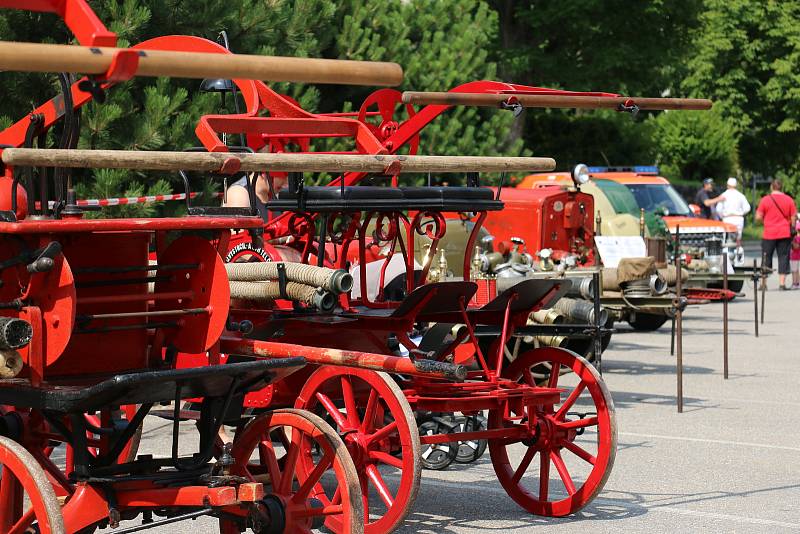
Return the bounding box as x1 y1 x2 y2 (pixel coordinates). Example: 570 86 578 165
401 91 712 111
0 148 556 173
0 41 403 86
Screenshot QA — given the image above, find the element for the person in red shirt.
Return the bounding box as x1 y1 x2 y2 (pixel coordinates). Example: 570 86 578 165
756 179 797 289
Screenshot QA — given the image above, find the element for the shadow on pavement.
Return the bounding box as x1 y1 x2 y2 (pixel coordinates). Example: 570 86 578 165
609 389 714 411
396 496 648 533
601 361 715 377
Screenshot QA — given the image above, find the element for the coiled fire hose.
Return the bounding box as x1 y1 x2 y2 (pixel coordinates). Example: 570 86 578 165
225 262 352 295
229 281 336 313
657 265 688 286
552 297 608 326
564 276 596 300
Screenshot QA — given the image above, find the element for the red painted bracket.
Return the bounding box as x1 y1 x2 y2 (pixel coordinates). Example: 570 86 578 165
95 49 140 83
382 159 402 176
217 157 242 175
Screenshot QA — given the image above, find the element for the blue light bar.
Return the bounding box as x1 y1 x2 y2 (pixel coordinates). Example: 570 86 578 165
587 165 660 174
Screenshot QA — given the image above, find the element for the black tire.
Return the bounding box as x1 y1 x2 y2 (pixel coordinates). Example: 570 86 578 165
417 416 458 470
627 312 669 331
727 279 744 293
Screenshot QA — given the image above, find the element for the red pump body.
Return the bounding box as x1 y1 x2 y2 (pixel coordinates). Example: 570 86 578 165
483 186 595 263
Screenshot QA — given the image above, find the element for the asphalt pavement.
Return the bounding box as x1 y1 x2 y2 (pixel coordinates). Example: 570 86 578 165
136 265 800 533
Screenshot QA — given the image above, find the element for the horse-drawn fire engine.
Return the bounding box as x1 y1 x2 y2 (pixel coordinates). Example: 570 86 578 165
0 2 715 532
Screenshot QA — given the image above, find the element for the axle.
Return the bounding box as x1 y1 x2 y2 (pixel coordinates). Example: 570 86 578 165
220 337 468 381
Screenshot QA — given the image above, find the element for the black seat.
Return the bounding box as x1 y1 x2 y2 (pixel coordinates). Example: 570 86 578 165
400 187 503 211
268 186 403 212
267 185 503 213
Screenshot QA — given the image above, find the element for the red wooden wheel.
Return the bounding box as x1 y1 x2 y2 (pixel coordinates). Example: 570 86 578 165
0 435 65 533
222 408 364 534
489 347 616 517
295 368 420 534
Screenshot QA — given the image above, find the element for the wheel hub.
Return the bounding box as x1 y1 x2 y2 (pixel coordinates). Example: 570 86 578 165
342 430 369 466
249 495 286 534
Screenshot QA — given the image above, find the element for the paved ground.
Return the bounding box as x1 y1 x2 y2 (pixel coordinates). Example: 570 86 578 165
137 265 800 533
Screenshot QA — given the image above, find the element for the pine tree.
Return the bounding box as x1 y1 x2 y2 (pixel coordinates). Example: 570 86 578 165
327 0 528 183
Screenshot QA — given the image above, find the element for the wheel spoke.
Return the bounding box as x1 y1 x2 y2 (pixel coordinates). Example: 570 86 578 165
365 464 395 508
547 362 561 388
314 392 349 430
0 466 18 530
360 389 379 433
563 440 597 465
278 432 303 495
551 450 577 495
554 382 586 421
32 449 73 494
370 450 403 469
539 450 550 501
292 450 334 503
258 440 282 487
521 367 535 387
559 416 599 430
8 508 34 534
512 447 537 484
366 420 398 445
340 376 360 428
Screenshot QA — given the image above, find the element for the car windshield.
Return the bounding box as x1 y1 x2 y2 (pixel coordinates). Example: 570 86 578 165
592 179 640 216
624 183 692 216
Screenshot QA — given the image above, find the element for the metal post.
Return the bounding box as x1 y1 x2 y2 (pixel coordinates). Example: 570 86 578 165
675 225 683 413
753 258 759 338
670 314 676 356
760 259 766 324
722 252 729 380
592 271 602 374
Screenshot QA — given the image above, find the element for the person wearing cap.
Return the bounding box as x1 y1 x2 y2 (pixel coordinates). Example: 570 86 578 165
714 177 751 246
694 178 723 219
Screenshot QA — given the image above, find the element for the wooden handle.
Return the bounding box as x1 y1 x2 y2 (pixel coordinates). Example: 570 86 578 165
1 148 556 173
402 91 713 111
0 41 403 86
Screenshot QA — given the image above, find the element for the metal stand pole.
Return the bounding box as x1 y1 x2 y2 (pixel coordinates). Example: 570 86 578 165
723 253 729 380
675 225 683 413
760 259 766 324
670 314 676 356
753 259 759 338
592 271 602 374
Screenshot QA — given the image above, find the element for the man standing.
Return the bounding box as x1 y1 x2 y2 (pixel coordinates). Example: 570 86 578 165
715 177 751 246
694 178 722 219
756 179 797 290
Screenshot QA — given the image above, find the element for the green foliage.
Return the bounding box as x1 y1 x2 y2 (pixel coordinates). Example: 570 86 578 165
491 0 702 95
328 0 526 183
650 108 738 181
683 0 800 190
524 110 656 171
491 0 703 173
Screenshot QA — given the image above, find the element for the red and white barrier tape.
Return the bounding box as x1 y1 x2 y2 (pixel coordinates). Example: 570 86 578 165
44 191 223 208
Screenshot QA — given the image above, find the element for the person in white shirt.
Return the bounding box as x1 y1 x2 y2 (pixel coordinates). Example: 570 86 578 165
715 177 751 245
